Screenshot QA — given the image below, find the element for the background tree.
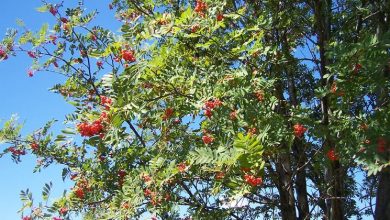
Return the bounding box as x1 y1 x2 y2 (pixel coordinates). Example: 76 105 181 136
0 0 389 219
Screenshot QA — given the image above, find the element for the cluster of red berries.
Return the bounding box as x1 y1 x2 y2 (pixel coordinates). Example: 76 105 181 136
59 207 68 215
74 187 85 199
203 99 222 118
60 17 68 23
330 82 344 96
97 60 103 68
162 107 174 120
121 49 136 62
77 119 104 137
118 169 127 187
202 134 214 145
100 96 112 110
177 162 187 173
230 110 237 120
255 91 264 102
144 188 163 206
27 51 37 59
377 137 387 153
191 24 200 33
215 171 225 180
121 202 130 209
248 127 257 136
293 123 307 138
326 148 339 161
73 179 91 199
194 0 207 17
0 48 8 60
144 188 153 197
49 6 58 16
8 147 26 156
90 34 97 41
244 174 263 187
141 173 152 183
216 13 224 21
353 63 362 74
27 69 34 77
30 142 39 151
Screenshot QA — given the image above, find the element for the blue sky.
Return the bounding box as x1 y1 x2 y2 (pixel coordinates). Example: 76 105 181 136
0 1 119 219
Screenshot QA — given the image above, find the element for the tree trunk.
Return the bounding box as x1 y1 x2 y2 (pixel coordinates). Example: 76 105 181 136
375 168 390 220
373 0 390 219
282 33 310 220
313 0 344 219
275 154 297 220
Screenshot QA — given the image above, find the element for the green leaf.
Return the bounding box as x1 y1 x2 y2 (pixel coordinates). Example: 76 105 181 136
36 5 49 12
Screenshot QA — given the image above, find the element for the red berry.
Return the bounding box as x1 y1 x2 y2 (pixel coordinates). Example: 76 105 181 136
215 172 225 180
331 82 337 94
195 0 207 15
293 123 307 138
118 169 127 178
202 135 214 145
216 13 224 21
27 51 37 58
204 108 212 118
90 34 97 41
191 24 200 33
177 162 187 173
255 91 264 102
244 174 263 187
230 111 237 120
100 96 112 105
59 207 68 215
49 35 57 45
326 148 339 161
248 127 257 136
121 50 136 62
162 108 174 120
144 188 152 197
377 137 387 153
98 154 106 162
30 142 39 151
70 173 78 180
27 69 34 77
80 50 87 57
49 6 58 16
22 216 32 220
77 119 104 137
0 48 8 60
173 118 181 124
353 63 362 74
74 187 85 199
141 173 152 182
60 17 68 23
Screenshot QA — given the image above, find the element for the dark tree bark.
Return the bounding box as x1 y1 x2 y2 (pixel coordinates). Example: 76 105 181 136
375 168 390 220
312 0 344 219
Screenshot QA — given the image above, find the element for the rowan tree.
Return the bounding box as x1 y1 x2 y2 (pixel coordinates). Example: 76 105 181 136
0 0 389 219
